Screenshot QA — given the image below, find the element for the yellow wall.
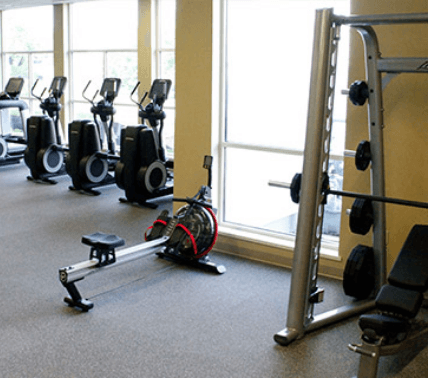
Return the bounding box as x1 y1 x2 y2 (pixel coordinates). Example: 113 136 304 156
340 0 428 273
174 0 214 209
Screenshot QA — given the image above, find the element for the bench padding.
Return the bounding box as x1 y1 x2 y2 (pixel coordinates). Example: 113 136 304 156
376 284 423 318
388 225 428 292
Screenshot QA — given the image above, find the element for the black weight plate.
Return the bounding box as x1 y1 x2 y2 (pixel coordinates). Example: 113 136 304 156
290 173 302 204
343 244 375 299
349 80 369 106
349 198 373 235
355 140 371 171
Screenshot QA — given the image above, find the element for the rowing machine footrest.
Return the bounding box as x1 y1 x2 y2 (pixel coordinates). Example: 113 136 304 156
82 232 125 267
62 281 94 312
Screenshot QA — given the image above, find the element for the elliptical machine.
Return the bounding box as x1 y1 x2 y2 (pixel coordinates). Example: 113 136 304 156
115 79 173 208
0 78 30 166
66 78 121 195
25 76 68 184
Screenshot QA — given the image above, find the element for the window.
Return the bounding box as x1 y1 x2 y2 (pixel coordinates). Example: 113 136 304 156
69 0 138 126
155 0 176 158
221 0 350 249
1 6 54 116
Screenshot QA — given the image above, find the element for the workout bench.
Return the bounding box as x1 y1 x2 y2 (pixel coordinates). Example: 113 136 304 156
349 225 428 378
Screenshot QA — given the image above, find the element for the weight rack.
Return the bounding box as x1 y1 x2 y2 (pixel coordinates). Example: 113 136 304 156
274 8 428 346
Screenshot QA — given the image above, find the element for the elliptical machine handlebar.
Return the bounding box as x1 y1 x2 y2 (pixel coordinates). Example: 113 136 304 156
31 79 47 102
82 80 99 106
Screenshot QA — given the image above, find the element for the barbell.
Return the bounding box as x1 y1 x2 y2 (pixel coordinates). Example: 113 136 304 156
269 173 428 235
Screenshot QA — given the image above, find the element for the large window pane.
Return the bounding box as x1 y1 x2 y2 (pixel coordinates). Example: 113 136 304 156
72 53 104 100
226 0 349 151
4 54 29 96
163 108 175 158
224 148 302 233
106 52 138 104
2 6 53 52
224 149 343 237
159 0 176 49
159 51 176 103
223 0 350 245
71 1 137 50
33 53 54 85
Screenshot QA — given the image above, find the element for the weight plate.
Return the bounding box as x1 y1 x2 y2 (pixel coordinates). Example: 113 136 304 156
355 140 371 171
349 198 373 235
349 80 369 106
343 244 375 299
290 173 302 204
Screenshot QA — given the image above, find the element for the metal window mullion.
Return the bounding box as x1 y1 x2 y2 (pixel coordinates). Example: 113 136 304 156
104 51 108 77
155 0 160 78
2 50 53 54
71 49 137 54
28 52 34 113
0 11 4 86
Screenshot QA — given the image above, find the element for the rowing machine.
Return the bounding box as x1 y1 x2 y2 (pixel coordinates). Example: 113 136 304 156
59 155 225 311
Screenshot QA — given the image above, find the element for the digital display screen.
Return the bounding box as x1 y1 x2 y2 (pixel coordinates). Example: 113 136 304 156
6 78 24 96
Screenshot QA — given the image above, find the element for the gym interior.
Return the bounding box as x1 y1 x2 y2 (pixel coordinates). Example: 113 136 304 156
1 0 428 377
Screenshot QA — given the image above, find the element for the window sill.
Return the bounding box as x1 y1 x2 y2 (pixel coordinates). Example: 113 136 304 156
216 224 342 263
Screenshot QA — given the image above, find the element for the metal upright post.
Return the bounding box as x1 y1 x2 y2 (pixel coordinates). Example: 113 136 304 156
353 26 387 288
274 8 337 346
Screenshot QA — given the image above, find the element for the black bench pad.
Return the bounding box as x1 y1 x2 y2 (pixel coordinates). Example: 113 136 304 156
376 284 423 318
359 313 409 336
388 225 428 292
81 232 125 250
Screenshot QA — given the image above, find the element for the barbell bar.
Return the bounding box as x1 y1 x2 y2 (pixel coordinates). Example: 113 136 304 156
269 176 428 210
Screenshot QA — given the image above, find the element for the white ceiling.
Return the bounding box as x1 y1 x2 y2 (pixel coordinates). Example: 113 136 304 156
0 0 100 11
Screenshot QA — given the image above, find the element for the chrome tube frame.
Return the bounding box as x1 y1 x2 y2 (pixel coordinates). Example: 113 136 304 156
274 9 428 347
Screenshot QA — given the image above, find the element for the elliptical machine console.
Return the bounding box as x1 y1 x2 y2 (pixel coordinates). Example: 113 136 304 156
115 79 173 208
0 77 30 166
66 78 121 195
25 77 68 183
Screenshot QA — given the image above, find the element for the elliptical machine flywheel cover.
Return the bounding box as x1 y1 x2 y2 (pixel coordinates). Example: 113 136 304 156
80 154 108 183
38 145 64 174
0 137 7 159
171 204 217 259
137 161 167 194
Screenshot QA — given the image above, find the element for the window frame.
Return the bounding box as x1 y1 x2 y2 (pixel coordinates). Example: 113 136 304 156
216 0 350 253
67 2 138 124
0 6 54 115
